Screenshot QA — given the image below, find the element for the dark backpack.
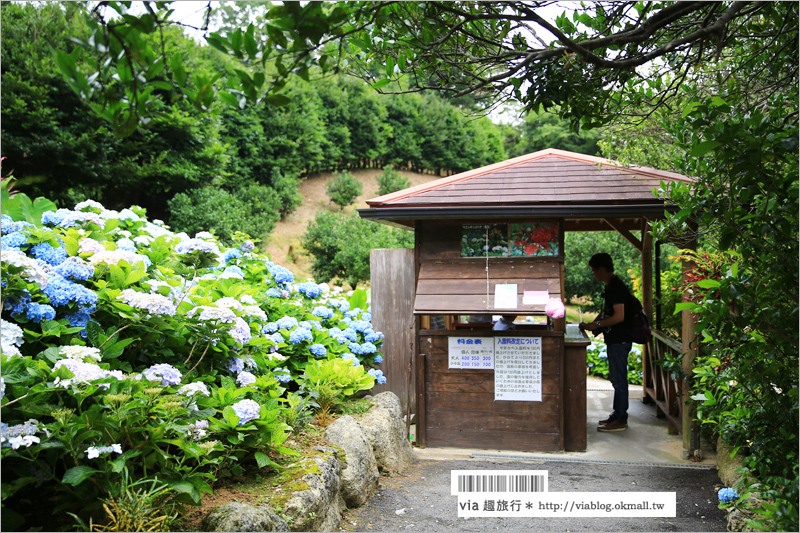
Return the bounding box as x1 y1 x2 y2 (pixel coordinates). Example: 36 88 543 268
625 291 652 345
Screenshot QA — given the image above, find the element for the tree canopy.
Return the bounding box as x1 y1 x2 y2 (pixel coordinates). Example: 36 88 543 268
54 1 797 134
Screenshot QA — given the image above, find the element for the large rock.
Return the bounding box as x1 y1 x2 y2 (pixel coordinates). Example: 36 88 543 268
359 392 413 475
280 448 346 532
323 415 379 507
202 501 288 532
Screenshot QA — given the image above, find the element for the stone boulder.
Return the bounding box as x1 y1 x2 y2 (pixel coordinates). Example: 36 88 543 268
202 501 288 532
359 392 413 474
280 448 346 532
323 415 379 507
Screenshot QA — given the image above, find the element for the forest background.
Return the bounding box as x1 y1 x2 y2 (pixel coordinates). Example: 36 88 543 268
1 1 631 309
2 2 797 531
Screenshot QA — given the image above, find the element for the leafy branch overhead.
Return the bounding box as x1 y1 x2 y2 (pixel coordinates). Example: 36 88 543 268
54 1 797 136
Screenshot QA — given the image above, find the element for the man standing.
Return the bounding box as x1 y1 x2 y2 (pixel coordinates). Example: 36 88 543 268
579 253 634 432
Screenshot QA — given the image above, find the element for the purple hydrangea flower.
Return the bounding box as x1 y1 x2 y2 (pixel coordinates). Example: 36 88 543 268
142 364 182 386
231 398 261 426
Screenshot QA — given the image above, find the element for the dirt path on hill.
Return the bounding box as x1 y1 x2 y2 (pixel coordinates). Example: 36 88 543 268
262 169 439 283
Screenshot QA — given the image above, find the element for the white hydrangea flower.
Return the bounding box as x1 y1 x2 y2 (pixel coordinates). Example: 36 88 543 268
78 237 106 255
60 345 102 363
242 306 267 321
117 289 177 316
215 297 243 312
74 199 105 212
1 319 25 348
240 294 257 305
1 249 49 287
187 306 237 323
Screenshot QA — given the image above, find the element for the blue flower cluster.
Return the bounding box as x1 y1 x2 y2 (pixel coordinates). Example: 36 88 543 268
42 275 98 308
1 215 33 234
297 281 322 299
224 248 242 263
276 316 299 330
31 243 68 266
268 264 294 286
226 357 245 374
273 368 291 383
143 364 182 386
1 232 28 249
718 488 738 503
341 353 360 366
231 398 261 426
368 369 387 385
289 327 313 345
309 344 327 357
312 306 334 319
24 302 56 323
53 257 95 281
373 354 383 364
262 322 278 334
348 342 377 355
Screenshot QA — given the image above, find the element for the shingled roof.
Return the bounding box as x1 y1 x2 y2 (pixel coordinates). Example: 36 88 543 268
359 148 693 229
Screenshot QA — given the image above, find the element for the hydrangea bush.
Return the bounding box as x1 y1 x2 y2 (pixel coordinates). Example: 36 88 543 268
585 339 644 385
0 201 385 530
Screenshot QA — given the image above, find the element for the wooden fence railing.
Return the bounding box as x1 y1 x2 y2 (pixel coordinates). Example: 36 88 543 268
642 328 684 433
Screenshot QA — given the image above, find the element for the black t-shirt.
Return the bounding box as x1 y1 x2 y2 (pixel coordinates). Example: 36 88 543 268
602 275 634 343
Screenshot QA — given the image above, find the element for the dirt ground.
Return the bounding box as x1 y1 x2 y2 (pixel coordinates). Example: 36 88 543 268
262 168 440 283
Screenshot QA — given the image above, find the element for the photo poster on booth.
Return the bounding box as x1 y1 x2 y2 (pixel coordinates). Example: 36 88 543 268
447 337 494 369
494 336 543 401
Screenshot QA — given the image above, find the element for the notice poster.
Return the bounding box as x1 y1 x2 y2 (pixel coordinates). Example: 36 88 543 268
493 283 518 309
494 336 543 401
448 337 494 369
523 290 549 306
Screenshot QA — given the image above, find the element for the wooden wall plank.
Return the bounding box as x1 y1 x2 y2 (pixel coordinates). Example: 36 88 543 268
370 249 415 413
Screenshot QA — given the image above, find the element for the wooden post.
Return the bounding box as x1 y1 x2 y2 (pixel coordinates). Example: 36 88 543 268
641 219 653 404
680 234 698 453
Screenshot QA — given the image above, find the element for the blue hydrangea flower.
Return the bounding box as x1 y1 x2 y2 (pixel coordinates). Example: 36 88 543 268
53 257 95 281
142 363 182 386
718 488 738 503
269 264 294 285
365 330 383 343
373 354 383 364
231 399 261 426
25 302 56 323
31 243 68 266
368 368 387 384
341 328 358 342
289 327 313 345
273 367 291 384
348 342 363 355
5 293 31 316
262 322 278 334
312 306 334 319
341 353 360 366
297 282 322 299
41 209 69 226
224 248 242 263
345 308 362 318
1 231 28 249
362 312 371 322
351 320 372 333
240 240 255 252
265 288 282 298
276 316 298 330
43 275 98 308
360 342 377 354
337 301 350 313
65 308 93 329
236 371 257 388
226 357 245 374
116 238 136 252
270 332 284 345
309 344 327 357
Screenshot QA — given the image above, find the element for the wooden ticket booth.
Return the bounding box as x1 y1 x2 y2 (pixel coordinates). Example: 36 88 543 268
360 149 694 453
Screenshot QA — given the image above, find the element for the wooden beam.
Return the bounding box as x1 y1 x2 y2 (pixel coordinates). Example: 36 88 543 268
604 218 643 251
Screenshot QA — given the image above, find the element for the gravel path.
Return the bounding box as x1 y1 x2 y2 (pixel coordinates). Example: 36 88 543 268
341 457 728 532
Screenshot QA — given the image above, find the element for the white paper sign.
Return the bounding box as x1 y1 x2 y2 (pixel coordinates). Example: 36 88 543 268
494 336 543 401
448 337 494 369
493 283 518 309
523 290 549 305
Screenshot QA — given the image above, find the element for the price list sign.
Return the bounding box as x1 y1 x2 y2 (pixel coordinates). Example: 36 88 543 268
448 337 494 369
494 337 542 401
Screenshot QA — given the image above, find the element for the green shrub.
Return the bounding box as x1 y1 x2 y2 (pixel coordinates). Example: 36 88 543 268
268 168 302 219
301 211 413 288
376 165 410 196
586 339 643 385
325 171 363 209
167 184 280 243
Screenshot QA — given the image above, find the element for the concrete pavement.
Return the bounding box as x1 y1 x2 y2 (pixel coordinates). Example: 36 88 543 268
409 376 717 469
